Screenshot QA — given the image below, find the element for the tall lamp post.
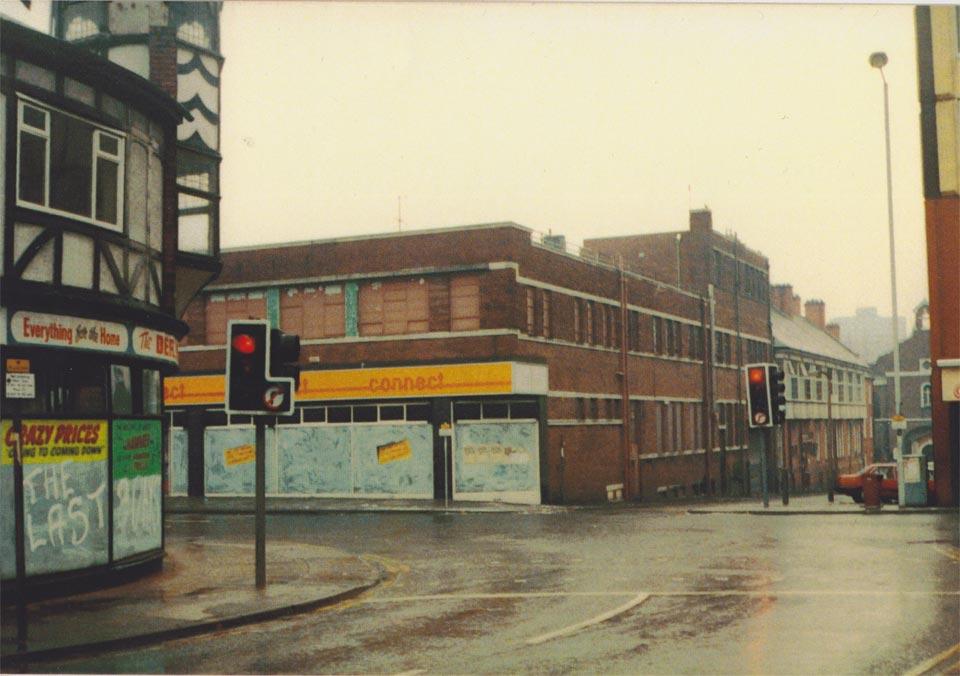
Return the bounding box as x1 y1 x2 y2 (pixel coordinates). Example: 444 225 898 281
869 51 904 505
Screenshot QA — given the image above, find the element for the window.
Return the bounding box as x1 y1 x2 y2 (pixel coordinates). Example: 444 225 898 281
804 378 812 401
111 365 132 415
17 99 124 230
281 286 345 339
629 311 641 351
450 276 480 331
921 383 932 409
540 290 550 338
653 317 663 354
574 302 581 343
205 292 267 345
171 2 218 50
62 2 105 40
143 369 162 415
526 289 535 335
585 302 594 345
360 278 429 336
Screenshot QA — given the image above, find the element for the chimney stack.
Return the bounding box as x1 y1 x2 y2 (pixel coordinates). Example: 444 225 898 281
825 323 841 341
771 284 801 316
805 299 826 329
689 209 712 234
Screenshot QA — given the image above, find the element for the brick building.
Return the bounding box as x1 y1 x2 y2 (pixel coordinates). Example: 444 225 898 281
916 4 959 507
769 287 874 494
872 303 933 464
168 210 772 504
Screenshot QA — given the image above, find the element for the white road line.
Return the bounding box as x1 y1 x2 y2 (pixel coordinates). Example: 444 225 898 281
903 642 960 676
525 593 650 646
362 589 959 605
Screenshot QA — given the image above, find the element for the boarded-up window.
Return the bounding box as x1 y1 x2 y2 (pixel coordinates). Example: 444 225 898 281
526 288 535 335
541 290 550 338
360 279 429 336
205 292 266 344
450 275 480 331
281 286 345 339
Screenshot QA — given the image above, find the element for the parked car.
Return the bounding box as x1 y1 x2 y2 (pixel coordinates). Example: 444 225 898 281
835 463 936 504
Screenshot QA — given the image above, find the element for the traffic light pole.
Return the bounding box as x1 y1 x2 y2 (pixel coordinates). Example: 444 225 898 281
255 417 267 589
761 427 770 508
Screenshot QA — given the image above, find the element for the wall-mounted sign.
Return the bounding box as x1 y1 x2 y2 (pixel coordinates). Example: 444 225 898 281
942 367 960 403
5 372 35 399
132 326 179 365
377 439 412 464
11 311 127 353
8 311 178 366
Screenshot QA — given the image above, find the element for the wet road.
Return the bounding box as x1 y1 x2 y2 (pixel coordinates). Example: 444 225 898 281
42 505 959 674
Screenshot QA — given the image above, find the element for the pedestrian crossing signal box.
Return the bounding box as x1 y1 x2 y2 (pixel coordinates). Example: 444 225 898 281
226 320 298 416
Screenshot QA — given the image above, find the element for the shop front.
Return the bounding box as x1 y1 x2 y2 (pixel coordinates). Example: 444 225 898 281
164 361 548 505
1 311 180 594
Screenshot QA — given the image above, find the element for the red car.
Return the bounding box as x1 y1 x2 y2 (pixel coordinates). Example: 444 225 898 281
835 463 936 504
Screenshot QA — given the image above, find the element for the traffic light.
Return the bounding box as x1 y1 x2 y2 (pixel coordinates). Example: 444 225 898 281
745 363 774 428
270 328 301 391
226 320 298 415
770 366 787 425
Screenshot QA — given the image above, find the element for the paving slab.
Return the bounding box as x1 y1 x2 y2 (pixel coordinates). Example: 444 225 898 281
0 535 384 666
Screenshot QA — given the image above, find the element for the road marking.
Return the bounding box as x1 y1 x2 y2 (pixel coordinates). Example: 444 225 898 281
524 593 650 645
362 589 959 604
934 546 960 562
903 642 960 676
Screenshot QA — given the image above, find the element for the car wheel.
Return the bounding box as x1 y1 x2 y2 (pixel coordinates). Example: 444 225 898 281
852 490 863 503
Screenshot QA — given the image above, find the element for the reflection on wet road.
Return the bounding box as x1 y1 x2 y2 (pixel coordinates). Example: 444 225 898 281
43 506 960 674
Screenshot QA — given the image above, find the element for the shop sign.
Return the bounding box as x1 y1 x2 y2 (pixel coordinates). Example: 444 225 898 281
462 444 530 465
6 358 30 373
9 311 178 365
132 326 179 365
942 368 960 402
2 420 108 465
164 374 227 407
164 363 520 407
300 363 514 401
11 311 127 353
377 439 412 464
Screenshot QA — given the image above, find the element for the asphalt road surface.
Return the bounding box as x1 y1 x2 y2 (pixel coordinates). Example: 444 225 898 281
41 505 960 674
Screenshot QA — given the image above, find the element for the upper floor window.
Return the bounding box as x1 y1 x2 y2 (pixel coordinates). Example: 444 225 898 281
62 2 105 41
360 278 429 336
205 292 267 345
920 383 932 409
281 286 345 339
17 99 124 231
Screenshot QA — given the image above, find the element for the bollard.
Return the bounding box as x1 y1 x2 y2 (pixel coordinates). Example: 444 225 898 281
862 472 882 512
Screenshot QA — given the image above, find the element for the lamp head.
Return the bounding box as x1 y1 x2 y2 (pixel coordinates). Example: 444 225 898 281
869 52 888 69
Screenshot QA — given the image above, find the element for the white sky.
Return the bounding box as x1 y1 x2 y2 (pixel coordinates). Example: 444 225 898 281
1 1 932 324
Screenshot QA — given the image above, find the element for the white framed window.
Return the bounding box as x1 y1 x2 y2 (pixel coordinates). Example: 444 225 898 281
16 97 125 232
921 383 932 409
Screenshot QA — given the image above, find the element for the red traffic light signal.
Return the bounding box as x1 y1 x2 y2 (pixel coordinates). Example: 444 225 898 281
745 364 774 428
226 320 298 416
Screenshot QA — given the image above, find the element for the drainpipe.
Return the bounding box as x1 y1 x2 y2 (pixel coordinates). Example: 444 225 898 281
619 257 633 500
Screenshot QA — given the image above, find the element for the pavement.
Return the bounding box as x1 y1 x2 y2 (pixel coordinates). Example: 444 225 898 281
1 493 954 667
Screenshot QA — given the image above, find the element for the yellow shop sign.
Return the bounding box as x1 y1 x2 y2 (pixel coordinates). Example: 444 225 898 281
164 362 520 406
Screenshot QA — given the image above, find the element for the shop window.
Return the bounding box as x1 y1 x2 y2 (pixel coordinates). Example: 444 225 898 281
228 414 251 425
277 412 301 425
353 406 377 423
380 405 405 421
454 402 482 421
510 401 538 420
111 365 133 415
142 369 162 415
303 407 326 423
17 99 124 229
328 407 351 423
406 404 431 422
206 411 228 426
482 402 509 419
170 411 187 428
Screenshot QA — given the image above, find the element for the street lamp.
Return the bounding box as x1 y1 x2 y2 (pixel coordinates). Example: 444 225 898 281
869 51 905 505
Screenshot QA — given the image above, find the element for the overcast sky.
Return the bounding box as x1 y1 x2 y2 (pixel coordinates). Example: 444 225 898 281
2 1 930 325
